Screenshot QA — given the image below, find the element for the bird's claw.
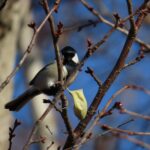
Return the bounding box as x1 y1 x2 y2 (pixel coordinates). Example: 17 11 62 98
55 81 63 88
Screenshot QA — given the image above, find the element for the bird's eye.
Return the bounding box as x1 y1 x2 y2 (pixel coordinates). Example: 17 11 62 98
64 53 75 58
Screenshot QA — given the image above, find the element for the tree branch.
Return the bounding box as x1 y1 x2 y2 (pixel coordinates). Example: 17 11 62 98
41 0 63 82
63 0 149 149
80 0 150 51
0 1 59 93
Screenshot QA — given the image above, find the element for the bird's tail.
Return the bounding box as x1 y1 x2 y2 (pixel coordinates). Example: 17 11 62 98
5 86 41 111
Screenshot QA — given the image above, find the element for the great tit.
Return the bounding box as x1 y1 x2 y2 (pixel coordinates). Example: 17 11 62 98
5 46 79 111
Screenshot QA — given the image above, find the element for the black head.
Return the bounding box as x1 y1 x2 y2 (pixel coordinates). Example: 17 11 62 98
61 46 79 64
61 46 76 57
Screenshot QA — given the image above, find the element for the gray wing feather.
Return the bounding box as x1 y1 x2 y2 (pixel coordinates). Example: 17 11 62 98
30 62 53 85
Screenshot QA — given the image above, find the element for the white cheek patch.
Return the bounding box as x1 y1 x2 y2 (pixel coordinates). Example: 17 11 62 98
63 66 68 77
48 81 55 87
72 53 79 64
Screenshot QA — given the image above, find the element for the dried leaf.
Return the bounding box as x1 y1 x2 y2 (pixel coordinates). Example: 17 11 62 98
68 89 88 120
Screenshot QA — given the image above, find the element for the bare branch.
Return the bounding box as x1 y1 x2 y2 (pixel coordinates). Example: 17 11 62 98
122 108 150 121
115 134 150 150
126 0 136 29
8 120 21 150
73 1 137 140
25 8 117 149
80 0 150 51
60 95 74 139
122 52 144 69
64 119 134 150
22 1 61 149
101 123 150 136
63 1 149 149
41 0 63 82
85 67 102 87
0 1 59 93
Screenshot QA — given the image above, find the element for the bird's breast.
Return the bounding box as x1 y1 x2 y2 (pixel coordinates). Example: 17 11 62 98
32 63 68 91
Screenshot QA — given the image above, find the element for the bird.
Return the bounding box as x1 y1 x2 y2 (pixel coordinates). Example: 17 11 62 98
5 46 79 111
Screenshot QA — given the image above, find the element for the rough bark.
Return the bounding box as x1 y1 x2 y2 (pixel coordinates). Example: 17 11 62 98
0 0 28 149
18 4 58 149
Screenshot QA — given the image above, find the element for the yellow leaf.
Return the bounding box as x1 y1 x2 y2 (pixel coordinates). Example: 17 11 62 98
68 89 88 120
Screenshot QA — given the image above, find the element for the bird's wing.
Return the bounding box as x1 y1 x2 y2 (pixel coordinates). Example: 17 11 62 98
29 61 54 85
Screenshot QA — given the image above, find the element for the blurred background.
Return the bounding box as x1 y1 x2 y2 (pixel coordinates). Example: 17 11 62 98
0 0 150 150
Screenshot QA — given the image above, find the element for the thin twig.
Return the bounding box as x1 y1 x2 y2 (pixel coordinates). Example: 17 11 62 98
126 0 136 30
0 2 58 93
30 136 47 144
63 19 100 32
74 0 136 138
101 123 150 136
112 99 150 121
41 0 74 140
128 84 150 95
63 1 149 149
23 90 62 150
122 52 144 69
85 67 102 87
100 86 129 117
25 13 117 150
45 125 53 135
80 0 150 51
64 119 134 150
63 13 122 148
47 141 55 150
115 133 150 149
22 1 61 149
63 6 138 33
71 63 149 148
72 86 129 149
122 108 150 121
107 84 150 120
8 119 21 150
43 99 62 113
41 0 63 82
61 95 74 139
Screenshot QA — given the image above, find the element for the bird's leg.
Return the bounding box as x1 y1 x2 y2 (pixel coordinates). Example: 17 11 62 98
55 81 63 88
54 81 66 91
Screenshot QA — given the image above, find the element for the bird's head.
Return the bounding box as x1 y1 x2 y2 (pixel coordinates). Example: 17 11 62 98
61 46 79 65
